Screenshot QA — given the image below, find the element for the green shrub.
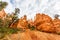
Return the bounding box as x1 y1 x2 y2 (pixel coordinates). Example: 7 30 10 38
0 1 8 11
28 24 35 30
0 27 19 39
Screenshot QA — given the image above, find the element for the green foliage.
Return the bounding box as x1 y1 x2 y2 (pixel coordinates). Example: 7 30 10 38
0 1 20 39
0 18 19 39
0 33 5 39
0 15 19 39
0 7 20 39
7 28 19 34
0 27 19 39
30 26 35 30
54 14 60 19
10 8 20 23
28 24 35 30
0 1 8 11
15 8 20 14
12 15 18 22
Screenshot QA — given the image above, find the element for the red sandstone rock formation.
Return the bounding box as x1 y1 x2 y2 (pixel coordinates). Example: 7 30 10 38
34 13 55 32
53 19 60 33
17 15 28 29
0 9 6 19
10 13 60 33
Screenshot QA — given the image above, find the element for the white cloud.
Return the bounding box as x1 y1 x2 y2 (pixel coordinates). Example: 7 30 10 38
2 0 15 13
2 0 60 19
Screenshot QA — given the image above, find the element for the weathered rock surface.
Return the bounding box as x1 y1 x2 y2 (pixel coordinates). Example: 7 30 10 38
9 29 60 40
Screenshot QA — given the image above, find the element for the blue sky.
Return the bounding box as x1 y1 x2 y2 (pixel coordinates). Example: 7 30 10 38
2 0 60 20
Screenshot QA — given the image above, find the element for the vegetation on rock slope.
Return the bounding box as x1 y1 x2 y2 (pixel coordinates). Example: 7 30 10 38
0 1 60 40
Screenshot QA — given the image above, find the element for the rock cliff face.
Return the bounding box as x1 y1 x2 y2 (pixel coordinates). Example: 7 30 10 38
10 15 28 29
34 13 55 32
17 15 28 29
2 12 60 40
10 13 60 33
0 9 6 19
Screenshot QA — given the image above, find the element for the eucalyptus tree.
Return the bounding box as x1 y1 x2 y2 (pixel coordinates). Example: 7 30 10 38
0 1 8 11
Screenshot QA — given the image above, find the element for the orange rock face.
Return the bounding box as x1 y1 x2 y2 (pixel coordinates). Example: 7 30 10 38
10 13 60 33
53 19 60 28
0 9 6 18
34 13 55 32
34 13 52 26
37 22 55 32
17 15 28 29
53 19 60 33
10 15 28 29
10 20 19 28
